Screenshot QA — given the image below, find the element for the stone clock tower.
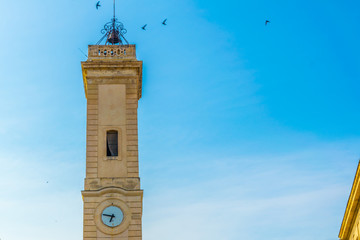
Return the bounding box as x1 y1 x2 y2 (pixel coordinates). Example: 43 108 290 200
81 25 143 239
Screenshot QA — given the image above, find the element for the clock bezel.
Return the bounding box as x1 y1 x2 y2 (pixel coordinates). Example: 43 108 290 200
94 199 131 235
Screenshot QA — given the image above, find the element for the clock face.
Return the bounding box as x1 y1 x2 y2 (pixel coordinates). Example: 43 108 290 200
101 206 124 227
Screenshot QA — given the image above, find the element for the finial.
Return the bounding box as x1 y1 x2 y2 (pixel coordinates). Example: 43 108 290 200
96 0 129 45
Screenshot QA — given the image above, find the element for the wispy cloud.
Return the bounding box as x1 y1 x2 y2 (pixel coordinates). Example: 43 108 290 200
0 152 83 240
142 141 359 240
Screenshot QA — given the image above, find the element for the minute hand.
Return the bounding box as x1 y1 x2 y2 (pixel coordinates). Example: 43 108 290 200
103 214 113 217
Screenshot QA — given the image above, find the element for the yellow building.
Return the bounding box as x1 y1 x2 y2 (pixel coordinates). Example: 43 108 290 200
339 161 360 240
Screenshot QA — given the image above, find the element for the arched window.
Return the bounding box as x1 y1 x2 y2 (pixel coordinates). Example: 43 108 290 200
106 130 118 156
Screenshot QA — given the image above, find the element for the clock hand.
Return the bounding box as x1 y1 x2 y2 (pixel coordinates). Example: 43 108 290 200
109 214 115 222
103 214 113 217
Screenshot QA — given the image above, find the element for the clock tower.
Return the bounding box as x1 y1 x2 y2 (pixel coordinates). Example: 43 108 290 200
81 11 143 240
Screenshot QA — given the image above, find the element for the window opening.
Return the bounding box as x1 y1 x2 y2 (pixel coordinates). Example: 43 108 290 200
106 130 118 156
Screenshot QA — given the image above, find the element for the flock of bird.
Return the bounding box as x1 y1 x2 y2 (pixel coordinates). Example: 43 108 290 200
95 1 270 28
142 19 167 30
96 1 168 30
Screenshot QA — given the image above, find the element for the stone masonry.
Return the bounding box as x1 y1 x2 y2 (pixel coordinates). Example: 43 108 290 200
81 44 143 240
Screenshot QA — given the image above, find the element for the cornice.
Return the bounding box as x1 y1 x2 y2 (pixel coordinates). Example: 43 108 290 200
81 59 143 100
82 186 143 198
81 60 143 69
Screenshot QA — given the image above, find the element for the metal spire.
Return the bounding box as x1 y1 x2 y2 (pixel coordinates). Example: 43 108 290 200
96 0 129 45
113 0 116 20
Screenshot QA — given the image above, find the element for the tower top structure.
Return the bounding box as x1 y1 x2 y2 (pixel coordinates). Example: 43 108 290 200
96 0 129 45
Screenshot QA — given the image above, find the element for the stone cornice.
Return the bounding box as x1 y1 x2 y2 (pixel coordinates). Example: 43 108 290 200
82 61 142 68
339 161 360 239
81 49 143 100
82 187 143 198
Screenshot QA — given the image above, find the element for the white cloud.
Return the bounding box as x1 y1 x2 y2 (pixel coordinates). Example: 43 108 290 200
0 152 83 240
142 141 359 240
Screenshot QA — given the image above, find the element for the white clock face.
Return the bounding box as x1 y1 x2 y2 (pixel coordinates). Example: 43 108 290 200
101 206 124 227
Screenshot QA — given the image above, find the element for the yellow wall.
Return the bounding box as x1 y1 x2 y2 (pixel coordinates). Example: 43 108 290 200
339 162 360 240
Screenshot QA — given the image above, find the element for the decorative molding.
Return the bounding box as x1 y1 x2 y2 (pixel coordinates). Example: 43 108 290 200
81 59 142 100
84 178 141 191
82 187 143 197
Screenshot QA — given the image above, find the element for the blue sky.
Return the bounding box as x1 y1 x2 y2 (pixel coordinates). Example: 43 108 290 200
0 0 359 239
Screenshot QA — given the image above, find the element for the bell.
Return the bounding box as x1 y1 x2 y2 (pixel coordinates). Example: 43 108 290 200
107 29 121 44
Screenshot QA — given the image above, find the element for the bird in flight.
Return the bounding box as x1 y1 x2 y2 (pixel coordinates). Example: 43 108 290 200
162 19 167 25
265 20 270 26
96 1 101 9
142 24 147 30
